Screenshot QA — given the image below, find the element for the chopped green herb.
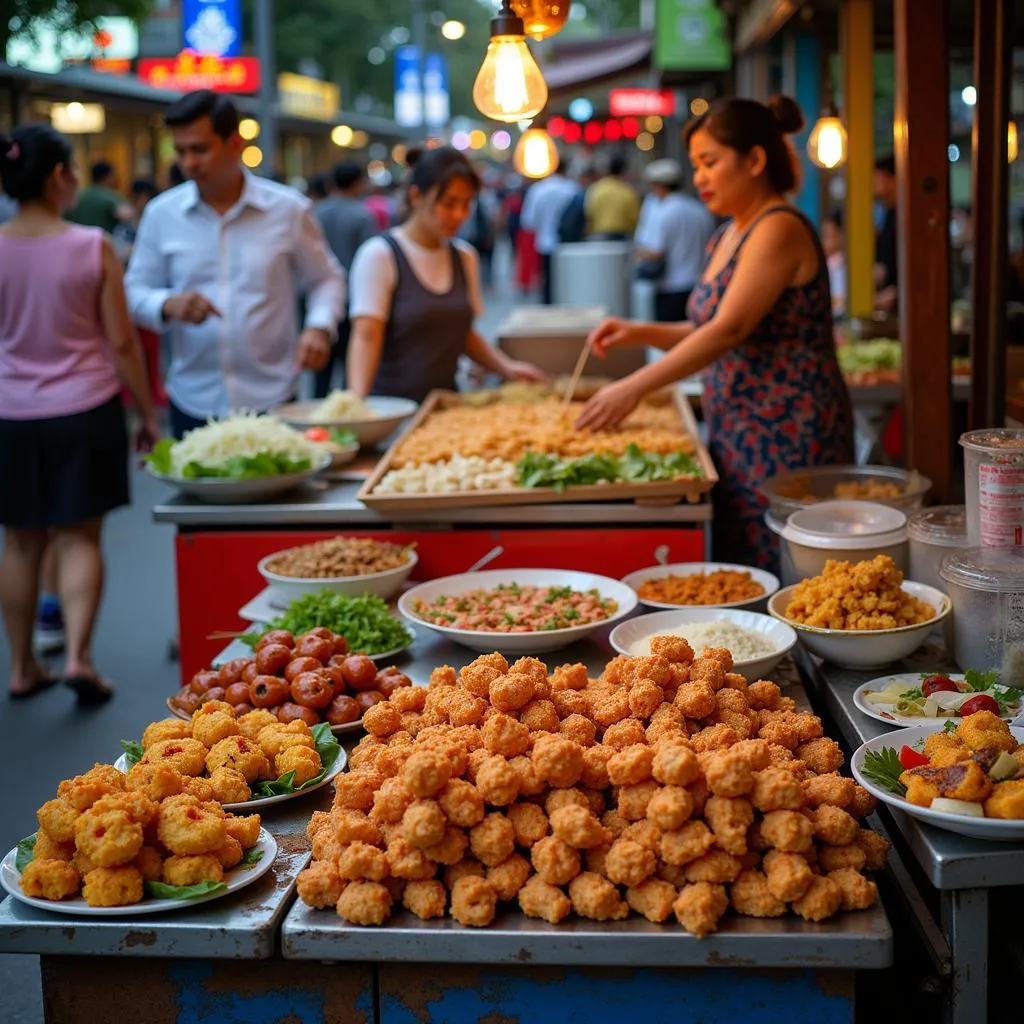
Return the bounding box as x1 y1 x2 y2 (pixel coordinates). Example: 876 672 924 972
861 748 907 796
120 739 144 766
15 835 36 872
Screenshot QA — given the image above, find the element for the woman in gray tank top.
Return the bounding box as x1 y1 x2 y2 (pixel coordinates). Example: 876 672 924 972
346 147 544 403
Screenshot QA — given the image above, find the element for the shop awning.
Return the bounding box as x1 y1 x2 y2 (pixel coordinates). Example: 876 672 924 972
542 32 654 94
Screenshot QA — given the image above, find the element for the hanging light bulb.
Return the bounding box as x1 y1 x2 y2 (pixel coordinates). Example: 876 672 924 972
510 0 570 40
513 126 558 178
807 110 848 170
473 0 548 123
1009 121 1019 163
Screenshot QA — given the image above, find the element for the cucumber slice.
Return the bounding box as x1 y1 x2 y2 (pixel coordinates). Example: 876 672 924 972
988 752 1020 782
929 797 985 817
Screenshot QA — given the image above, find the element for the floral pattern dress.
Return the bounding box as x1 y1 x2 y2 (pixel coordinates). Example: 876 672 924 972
686 206 854 574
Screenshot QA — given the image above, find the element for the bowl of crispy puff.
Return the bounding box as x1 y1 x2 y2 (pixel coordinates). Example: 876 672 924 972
19 759 262 908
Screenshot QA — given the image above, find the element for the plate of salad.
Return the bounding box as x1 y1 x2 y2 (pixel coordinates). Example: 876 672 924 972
302 427 359 469
853 670 1023 726
852 723 1024 840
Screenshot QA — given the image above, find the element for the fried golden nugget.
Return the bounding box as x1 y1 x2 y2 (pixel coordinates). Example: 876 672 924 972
133 846 164 883
298 861 346 908
475 756 521 807
802 773 855 809
762 850 814 902
481 712 531 758
558 713 597 748
209 767 251 805
507 803 549 848
956 710 1016 753
568 872 629 921
389 687 428 715
20 859 80 901
448 693 489 728
660 821 715 867
796 738 844 775
683 849 742 885
791 875 843 922
205 735 269 783
704 796 753 855
817 843 866 873
401 799 447 850
363 701 403 738
674 680 716 719
621 878 675 923
645 787 694 831
520 699 559 734
337 842 388 882
400 748 453 798
450 876 498 927
192 711 239 749
384 835 435 880
257 721 315 760
486 853 532 900
179 776 215 802
530 735 585 789
514 874 568 924
628 680 666 721
275 746 322 786
811 805 860 846
338 880 392 926
751 767 805 811
507 756 545 797
157 795 227 856
424 826 470 866
370 778 416 824
607 745 654 787
141 738 209 777
617 780 661 822
307 810 332 842
403 879 447 920
674 881 728 938
545 788 589 816
38 793 91 831
703 750 755 798
34 831 74 863
444 858 485 889
460 663 502 699
731 869 786 918
593 690 631 729
530 835 581 886
436 779 486 828
745 681 782 711
760 810 814 853
162 854 224 886
651 742 701 788
212 836 243 870
620 820 661 855
224 813 261 849
75 809 144 868
237 709 279 743
469 813 516 867
647 722 688 748
143 718 193 750
984 780 1024 819
90 792 159 829
125 763 185 803
690 724 741 754
334 769 385 812
549 805 612 850
603 838 656 887
489 673 535 713
579 746 615 790
828 868 878 911
82 866 143 907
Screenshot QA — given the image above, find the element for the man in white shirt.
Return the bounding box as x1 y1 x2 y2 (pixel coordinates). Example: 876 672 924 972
519 159 581 304
634 159 715 322
125 90 345 437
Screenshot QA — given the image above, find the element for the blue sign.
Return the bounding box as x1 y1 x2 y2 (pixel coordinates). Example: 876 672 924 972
424 52 449 129
394 45 449 129
182 0 241 58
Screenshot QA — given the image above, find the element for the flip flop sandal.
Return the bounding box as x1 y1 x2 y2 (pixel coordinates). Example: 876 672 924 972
8 674 59 701
63 675 114 706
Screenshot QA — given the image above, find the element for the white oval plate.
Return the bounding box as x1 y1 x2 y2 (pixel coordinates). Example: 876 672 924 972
113 748 347 811
850 673 1023 728
851 725 1024 841
1 829 277 916
621 562 780 612
273 396 418 447
147 453 331 505
398 569 638 655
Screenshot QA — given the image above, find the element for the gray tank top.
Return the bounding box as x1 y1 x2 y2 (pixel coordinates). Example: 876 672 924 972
371 233 475 401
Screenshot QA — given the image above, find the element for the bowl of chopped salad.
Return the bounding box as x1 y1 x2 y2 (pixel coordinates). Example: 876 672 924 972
398 569 637 654
854 669 1023 727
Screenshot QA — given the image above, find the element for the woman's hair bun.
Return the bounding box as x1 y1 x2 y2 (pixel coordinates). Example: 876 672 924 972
768 95 804 135
404 146 424 170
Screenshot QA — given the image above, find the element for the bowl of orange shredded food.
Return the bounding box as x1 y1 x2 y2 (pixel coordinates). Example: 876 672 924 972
622 562 779 612
767 555 950 669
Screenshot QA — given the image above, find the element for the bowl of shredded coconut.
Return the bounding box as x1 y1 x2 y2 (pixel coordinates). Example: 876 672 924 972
145 413 330 503
609 608 797 682
274 391 419 447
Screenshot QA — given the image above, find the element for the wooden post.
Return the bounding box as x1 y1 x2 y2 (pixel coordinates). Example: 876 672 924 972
894 0 952 500
840 0 874 319
969 0 1012 429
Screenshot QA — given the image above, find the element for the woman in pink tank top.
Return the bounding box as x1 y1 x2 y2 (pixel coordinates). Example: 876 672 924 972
0 125 158 704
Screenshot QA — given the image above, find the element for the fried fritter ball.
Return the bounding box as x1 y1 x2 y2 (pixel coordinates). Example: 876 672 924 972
621 877 675 923
444 858 485 889
143 718 193 750
400 748 453 798
401 799 447 850
750 767 805 811
592 690 631 729
568 872 629 921
796 738 844 775
617 780 660 821
157 795 227 856
298 861 346 908
552 689 591 719
338 880 392 926
489 673 535 713
475 756 521 807
257 721 315 760
460 662 502 699
518 875 571 924
162 854 224 886
208 767 251 805
370 778 416 824
509 756 546 797
644 787 693 832
424 825 470 866
791 875 843 922
746 681 782 711
545 788 589 816
659 821 715 867
984 780 1024 819
601 719 648 751
205 735 270 783
337 842 388 882
956 710 1016 753
82 866 143 907
134 846 164 882
760 810 814 853
125 763 185 803
403 879 447 920
531 835 581 886
762 849 814 902
449 875 498 927
580 746 615 790
702 748 755 798
436 779 486 829
507 803 549 848
141 738 208 777
607 744 654 787
731 869 786 918
390 687 428 714
481 713 531 758
690 724 741 754
224 814 261 849
20 859 80 901
828 868 878 911
674 881 728 938
520 699 559 733
275 746 322 786
647 635 693 665
559 714 597 748
703 796 753 855
180 776 215 802
803 774 855 809
75 808 144 868
627 679 666 721
237 709 279 743
683 850 742 884
334 769 384 812
34 832 74 863
848 784 878 818
604 838 656 887
37 798 80 843
817 843 866 873
531 735 585 789
621 820 661 855
486 853 532 900
651 743 701 788
192 711 239 749
549 805 611 850
812 805 860 846
470 813 516 867
212 836 243 870
384 834 435 880
363 702 403 738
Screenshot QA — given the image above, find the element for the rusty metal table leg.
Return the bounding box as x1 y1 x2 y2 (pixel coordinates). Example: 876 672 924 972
941 888 989 1024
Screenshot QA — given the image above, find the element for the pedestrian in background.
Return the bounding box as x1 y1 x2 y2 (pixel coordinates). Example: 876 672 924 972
585 154 639 240
520 157 580 304
0 125 158 704
125 90 345 437
66 159 132 234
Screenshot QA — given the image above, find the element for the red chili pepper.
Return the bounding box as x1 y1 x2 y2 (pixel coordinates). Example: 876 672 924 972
898 745 930 770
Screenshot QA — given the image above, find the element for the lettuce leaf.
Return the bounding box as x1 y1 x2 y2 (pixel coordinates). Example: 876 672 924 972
144 438 176 475
145 879 228 900
15 835 36 872
120 739 144 766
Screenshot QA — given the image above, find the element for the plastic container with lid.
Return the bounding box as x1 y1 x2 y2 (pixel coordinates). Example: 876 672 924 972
907 505 968 593
778 501 908 582
960 429 1024 548
941 548 1024 683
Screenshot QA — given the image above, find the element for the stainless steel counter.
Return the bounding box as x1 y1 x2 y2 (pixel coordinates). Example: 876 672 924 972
152 480 713 528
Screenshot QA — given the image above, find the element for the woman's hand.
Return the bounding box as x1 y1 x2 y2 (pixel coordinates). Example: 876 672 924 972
587 317 642 358
504 359 548 383
136 413 160 454
575 378 642 431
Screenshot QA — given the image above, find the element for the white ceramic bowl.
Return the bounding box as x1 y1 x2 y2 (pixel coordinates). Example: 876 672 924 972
608 608 797 682
851 725 1024 841
621 562 780 613
767 582 951 670
258 548 418 602
398 569 637 655
146 453 331 505
274 396 418 448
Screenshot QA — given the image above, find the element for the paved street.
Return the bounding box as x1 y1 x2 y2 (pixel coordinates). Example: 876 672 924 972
0 246 528 1021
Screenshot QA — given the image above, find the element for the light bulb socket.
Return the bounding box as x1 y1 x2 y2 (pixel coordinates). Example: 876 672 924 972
491 0 526 36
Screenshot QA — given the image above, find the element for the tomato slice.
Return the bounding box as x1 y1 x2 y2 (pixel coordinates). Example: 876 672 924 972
922 675 959 697
898 745 930 770
304 427 330 443
959 694 1000 717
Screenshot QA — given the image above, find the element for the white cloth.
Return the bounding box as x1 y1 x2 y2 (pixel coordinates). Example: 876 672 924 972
348 228 483 323
636 192 715 293
520 174 581 255
125 172 345 419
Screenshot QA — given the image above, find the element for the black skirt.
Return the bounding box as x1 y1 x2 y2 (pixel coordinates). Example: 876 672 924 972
0 395 129 530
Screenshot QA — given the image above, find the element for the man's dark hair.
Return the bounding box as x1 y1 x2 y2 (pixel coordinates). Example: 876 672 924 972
91 160 114 184
164 90 240 139
131 178 156 197
333 161 365 192
875 154 896 176
308 173 329 200
608 154 627 176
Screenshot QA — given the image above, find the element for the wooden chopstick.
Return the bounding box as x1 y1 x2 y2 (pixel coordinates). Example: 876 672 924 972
562 343 591 410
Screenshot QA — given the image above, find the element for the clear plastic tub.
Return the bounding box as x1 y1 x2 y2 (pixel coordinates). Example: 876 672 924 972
907 505 967 593
960 429 1024 547
940 547 1024 684
759 465 932 523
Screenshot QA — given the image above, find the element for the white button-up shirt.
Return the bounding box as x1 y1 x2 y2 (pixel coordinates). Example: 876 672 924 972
520 174 581 255
125 172 345 418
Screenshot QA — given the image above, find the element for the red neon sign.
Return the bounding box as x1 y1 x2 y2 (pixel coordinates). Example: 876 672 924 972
609 89 675 118
138 53 261 94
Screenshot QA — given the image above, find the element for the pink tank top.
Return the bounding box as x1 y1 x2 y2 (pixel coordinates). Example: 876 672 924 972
0 225 121 419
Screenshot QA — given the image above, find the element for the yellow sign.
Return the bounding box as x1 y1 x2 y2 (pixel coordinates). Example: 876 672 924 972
277 72 340 121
